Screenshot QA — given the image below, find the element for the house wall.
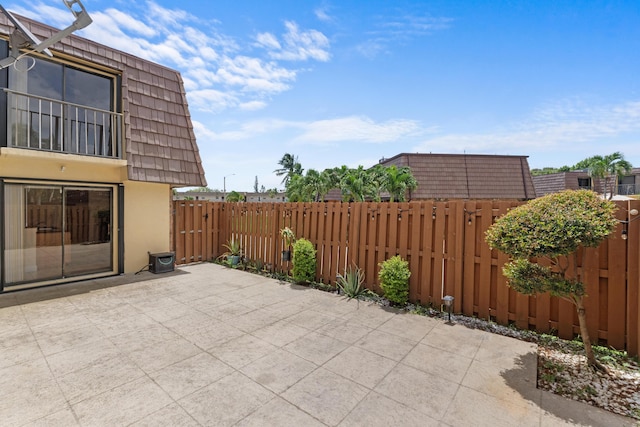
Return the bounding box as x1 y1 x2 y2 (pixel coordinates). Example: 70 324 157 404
0 148 172 277
123 181 171 273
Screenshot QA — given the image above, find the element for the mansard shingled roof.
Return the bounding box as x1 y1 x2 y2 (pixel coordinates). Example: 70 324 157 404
1 15 206 187
380 153 536 200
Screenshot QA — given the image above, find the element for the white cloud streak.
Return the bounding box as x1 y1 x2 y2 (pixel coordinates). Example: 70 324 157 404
413 99 640 155
9 1 329 114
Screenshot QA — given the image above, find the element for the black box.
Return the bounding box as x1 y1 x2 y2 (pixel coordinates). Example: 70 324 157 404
149 252 175 274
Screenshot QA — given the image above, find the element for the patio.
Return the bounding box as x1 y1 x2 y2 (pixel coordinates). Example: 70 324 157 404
0 263 633 426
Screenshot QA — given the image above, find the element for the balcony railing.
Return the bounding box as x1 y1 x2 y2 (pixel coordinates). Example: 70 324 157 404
4 89 122 159
618 183 638 196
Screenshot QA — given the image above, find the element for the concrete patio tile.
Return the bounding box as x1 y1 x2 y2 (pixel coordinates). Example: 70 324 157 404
20 299 82 328
402 342 473 383
92 310 159 337
129 403 200 427
377 312 439 342
355 329 418 361
284 331 350 365
262 300 308 318
143 301 198 323
227 308 283 333
474 331 538 363
285 309 338 331
422 322 486 359
55 353 145 403
81 301 141 324
0 359 68 427
178 371 275 427
0 334 43 369
443 385 540 427
127 294 185 314
108 322 180 353
208 334 278 369
342 303 397 328
149 352 234 400
282 368 369 426
316 317 374 344
338 391 439 427
461 357 539 407
209 301 255 320
125 335 202 373
161 311 216 336
175 319 245 350
46 338 122 376
240 348 316 393
252 319 310 347
235 396 325 427
29 406 80 426
34 323 105 356
375 364 458 420
190 294 232 314
538 390 637 427
324 346 397 389
71 376 173 426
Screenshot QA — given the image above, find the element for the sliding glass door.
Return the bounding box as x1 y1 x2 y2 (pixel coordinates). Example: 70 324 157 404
4 183 113 286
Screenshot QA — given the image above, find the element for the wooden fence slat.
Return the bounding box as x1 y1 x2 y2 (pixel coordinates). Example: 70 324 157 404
477 201 493 320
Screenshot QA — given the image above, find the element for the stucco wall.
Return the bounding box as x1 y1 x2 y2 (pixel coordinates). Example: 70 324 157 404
123 180 171 273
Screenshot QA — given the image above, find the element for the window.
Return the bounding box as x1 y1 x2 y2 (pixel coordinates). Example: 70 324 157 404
4 54 121 158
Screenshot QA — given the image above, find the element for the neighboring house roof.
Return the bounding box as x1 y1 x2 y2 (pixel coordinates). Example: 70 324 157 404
379 153 536 200
532 171 594 197
0 14 206 187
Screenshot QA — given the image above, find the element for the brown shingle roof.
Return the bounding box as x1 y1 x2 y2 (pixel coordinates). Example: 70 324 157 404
379 153 535 200
1 15 206 187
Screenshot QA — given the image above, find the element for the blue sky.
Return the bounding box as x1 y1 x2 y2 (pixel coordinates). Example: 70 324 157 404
11 0 640 191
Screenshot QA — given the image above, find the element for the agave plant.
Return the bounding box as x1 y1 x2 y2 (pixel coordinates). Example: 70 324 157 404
337 266 367 299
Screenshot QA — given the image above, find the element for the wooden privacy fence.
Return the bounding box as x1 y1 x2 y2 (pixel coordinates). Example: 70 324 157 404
172 199 640 356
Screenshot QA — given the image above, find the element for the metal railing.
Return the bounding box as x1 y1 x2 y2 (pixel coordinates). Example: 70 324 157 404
618 183 638 196
4 89 122 159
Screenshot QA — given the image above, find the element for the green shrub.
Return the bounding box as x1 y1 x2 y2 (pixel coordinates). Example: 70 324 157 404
337 265 367 299
292 238 316 283
378 255 410 305
485 189 617 369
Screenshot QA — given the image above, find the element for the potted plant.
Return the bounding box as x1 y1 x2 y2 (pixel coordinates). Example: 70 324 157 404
280 227 295 261
222 238 242 266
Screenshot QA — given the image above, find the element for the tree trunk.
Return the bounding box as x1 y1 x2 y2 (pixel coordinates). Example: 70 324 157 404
575 296 601 370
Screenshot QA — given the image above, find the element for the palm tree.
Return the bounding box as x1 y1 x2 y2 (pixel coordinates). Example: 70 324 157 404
382 165 418 202
586 152 632 199
304 169 332 202
340 166 372 202
367 164 387 202
274 153 303 186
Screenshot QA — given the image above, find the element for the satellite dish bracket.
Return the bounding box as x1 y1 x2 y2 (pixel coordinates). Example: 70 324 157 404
0 0 92 69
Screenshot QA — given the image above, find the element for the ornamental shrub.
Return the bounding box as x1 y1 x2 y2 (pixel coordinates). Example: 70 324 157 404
292 238 316 283
485 189 617 369
378 255 410 305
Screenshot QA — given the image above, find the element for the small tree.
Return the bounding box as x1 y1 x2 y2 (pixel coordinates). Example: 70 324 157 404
485 190 618 369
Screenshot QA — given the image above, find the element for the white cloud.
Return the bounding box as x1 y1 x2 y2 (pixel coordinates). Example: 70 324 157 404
314 7 333 23
413 99 640 155
356 11 452 58
256 21 330 62
294 116 424 144
9 1 329 114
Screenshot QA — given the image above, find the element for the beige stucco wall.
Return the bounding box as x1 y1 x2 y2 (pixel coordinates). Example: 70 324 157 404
0 148 172 277
0 148 127 181
123 180 171 273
